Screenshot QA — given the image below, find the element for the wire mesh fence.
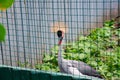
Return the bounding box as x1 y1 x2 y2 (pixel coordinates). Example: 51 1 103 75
0 0 120 79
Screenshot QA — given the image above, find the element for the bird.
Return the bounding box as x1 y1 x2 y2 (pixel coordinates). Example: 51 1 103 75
57 30 103 79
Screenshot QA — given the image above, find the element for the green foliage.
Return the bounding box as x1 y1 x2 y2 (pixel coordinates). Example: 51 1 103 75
17 61 31 68
35 46 60 72
35 52 60 72
39 19 120 80
0 0 14 10
0 23 6 42
0 0 15 42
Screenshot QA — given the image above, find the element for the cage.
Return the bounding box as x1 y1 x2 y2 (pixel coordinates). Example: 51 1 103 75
0 0 120 80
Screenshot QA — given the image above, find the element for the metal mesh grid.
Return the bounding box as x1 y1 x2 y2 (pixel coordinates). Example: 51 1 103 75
0 0 120 79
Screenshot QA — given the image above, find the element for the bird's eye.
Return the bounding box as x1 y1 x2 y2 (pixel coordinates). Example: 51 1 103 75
57 30 62 37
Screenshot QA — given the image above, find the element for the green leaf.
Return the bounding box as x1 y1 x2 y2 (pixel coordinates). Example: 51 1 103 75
78 53 87 60
88 61 98 67
0 0 14 10
106 73 112 77
0 23 6 42
103 20 115 28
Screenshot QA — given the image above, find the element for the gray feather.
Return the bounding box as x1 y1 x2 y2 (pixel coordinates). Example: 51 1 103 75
59 59 102 78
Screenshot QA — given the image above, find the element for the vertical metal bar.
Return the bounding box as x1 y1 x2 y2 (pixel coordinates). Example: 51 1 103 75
82 0 85 35
46 0 51 55
13 2 20 66
10 4 16 67
25 0 32 68
110 0 112 19
28 0 33 67
34 0 38 66
52 0 56 52
30 0 36 68
0 43 4 64
35 0 41 64
38 0 43 64
43 0 47 53
43 0 48 55
76 0 79 36
64 0 67 44
103 0 105 20
19 0 26 67
6 11 12 66
118 0 120 14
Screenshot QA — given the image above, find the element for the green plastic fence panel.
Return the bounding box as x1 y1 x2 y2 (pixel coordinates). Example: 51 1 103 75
31 71 51 80
0 65 104 80
12 68 31 80
50 73 72 80
0 67 13 80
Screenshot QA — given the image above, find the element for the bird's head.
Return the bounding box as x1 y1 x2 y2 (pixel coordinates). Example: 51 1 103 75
57 30 64 45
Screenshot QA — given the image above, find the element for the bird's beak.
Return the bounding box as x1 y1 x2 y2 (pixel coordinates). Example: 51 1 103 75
58 36 63 45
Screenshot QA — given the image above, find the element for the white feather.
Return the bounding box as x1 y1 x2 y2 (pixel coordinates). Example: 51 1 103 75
68 67 84 76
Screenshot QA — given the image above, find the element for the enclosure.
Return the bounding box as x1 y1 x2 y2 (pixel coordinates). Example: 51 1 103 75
0 0 120 80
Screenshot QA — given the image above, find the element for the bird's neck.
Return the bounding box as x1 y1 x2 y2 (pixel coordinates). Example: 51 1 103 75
58 44 63 62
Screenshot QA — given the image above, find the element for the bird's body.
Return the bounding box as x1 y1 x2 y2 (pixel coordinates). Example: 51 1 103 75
57 30 103 79
58 57 102 78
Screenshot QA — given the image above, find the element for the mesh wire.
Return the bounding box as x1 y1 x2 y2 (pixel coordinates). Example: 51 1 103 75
0 0 119 79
